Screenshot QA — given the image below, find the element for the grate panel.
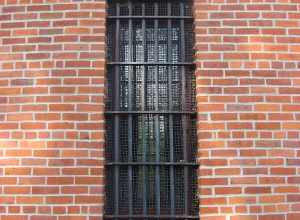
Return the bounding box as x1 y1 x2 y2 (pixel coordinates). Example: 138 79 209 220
132 2 143 16
132 166 144 214
159 115 170 162
171 2 181 16
190 167 199 216
105 167 115 215
160 166 171 215
119 2 129 16
133 66 143 111
133 21 144 62
145 21 155 62
105 116 114 162
158 2 168 16
119 21 129 62
119 167 129 214
105 0 197 219
119 116 128 162
145 2 155 16
158 21 168 63
157 66 169 110
184 21 194 63
173 116 183 162
174 167 185 215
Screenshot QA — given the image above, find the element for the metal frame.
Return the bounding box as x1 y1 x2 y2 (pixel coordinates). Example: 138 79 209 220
105 0 198 219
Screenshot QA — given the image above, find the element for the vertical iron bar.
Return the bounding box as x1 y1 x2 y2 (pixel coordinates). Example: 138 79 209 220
154 4 158 64
167 1 172 121
154 2 161 216
154 112 160 215
140 5 148 215
141 4 146 112
113 3 120 216
169 116 175 216
141 8 146 207
114 3 120 110
114 163 119 216
167 2 175 216
180 1 189 216
141 2 148 216
182 117 189 215
142 118 147 215
180 2 186 64
127 2 133 218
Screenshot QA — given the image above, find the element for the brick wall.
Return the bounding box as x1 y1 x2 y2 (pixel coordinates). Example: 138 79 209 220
194 1 300 220
1 0 300 219
0 1 106 220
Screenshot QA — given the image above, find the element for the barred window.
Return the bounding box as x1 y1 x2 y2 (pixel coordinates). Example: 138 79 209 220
105 0 198 219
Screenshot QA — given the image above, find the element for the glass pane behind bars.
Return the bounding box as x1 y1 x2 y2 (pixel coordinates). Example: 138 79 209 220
106 65 195 111
105 0 198 218
105 115 197 163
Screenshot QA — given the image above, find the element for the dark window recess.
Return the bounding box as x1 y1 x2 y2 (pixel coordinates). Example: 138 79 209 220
105 0 198 219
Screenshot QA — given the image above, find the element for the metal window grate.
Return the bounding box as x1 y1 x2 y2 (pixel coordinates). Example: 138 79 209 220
105 0 198 219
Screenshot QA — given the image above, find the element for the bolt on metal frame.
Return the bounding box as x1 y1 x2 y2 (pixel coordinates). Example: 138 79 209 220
105 0 198 219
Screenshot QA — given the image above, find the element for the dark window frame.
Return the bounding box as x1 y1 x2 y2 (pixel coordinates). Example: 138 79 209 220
105 0 199 219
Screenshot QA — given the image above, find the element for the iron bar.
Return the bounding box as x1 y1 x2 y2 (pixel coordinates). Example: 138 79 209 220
106 162 198 166
167 2 175 215
128 2 133 216
107 62 193 65
105 215 199 219
112 3 120 216
107 16 193 19
180 1 190 216
105 111 195 115
154 3 160 215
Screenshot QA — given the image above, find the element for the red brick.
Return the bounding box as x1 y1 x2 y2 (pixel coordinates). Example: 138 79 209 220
245 187 271 194
49 104 74 112
2 216 27 220
200 197 227 205
54 36 78 42
75 177 103 185
62 168 88 175
59 217 86 220
259 177 285 184
46 196 73 204
271 168 296 175
4 186 30 194
31 216 56 220
75 196 103 204
287 214 300 220
53 4 77 10
259 215 284 220
23 87 48 95
255 122 281 130
47 177 74 185
21 123 45 130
